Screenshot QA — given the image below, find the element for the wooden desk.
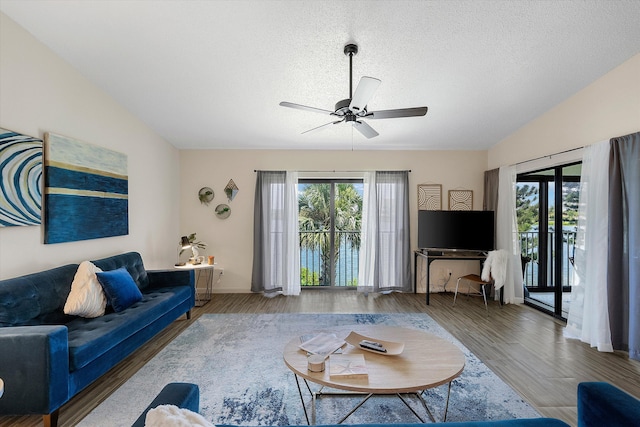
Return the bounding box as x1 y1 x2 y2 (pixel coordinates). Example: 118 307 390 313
414 250 487 305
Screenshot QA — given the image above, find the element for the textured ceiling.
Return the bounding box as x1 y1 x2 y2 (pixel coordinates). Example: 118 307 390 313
2 0 640 151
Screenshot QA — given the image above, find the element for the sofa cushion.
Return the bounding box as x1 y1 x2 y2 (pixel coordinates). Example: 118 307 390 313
91 252 150 290
97 267 143 312
64 261 106 318
0 264 78 326
66 285 192 371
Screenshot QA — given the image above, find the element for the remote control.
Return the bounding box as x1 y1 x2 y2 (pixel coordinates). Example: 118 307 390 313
359 340 387 352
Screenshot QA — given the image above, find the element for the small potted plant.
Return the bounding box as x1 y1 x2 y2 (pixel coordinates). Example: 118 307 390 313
198 187 214 205
179 233 207 265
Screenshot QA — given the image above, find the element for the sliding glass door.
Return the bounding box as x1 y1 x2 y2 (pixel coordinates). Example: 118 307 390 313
517 163 581 319
298 180 363 288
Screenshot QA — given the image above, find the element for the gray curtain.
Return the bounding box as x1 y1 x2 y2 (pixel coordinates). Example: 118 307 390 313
484 168 500 240
483 168 500 212
251 171 285 293
607 131 640 360
359 171 411 293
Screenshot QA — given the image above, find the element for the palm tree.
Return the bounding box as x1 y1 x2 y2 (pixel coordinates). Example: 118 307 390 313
298 183 362 286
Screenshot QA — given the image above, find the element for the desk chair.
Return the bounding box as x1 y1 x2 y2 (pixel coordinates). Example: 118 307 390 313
453 249 509 313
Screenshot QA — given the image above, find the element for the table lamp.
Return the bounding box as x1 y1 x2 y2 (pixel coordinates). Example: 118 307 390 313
175 236 192 266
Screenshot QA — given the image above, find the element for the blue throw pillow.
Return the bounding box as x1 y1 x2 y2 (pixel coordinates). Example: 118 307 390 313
96 268 143 312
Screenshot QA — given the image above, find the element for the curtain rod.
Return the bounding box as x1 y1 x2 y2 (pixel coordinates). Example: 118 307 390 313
254 169 411 172
514 146 584 166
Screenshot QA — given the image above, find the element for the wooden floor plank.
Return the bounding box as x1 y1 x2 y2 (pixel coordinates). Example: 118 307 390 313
2 291 639 427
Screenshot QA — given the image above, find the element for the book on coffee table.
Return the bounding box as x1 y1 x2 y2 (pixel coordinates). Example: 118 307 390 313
329 353 368 378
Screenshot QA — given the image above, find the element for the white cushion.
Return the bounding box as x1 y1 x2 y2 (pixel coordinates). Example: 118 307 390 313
64 261 106 318
145 404 214 427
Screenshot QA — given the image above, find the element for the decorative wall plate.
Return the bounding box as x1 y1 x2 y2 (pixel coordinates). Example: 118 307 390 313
215 203 231 219
198 187 214 205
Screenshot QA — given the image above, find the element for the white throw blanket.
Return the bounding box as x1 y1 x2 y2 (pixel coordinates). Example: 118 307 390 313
481 249 509 290
145 405 214 427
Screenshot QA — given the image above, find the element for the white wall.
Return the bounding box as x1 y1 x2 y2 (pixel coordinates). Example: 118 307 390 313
0 13 181 279
488 53 640 169
180 149 488 293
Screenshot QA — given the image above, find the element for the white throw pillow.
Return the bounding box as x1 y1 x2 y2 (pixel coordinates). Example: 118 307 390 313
145 404 214 427
64 261 106 318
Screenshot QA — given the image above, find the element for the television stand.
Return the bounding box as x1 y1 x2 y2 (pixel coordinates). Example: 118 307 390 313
414 249 487 305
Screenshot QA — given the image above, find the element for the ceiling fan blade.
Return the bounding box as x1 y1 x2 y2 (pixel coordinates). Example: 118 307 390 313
352 120 379 139
280 101 336 115
365 106 428 119
301 119 344 135
349 76 381 113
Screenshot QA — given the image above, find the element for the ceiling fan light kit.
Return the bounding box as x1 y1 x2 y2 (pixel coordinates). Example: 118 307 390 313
280 43 428 139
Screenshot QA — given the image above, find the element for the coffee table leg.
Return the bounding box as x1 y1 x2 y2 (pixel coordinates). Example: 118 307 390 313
335 393 373 424
413 392 437 423
397 393 431 423
312 390 317 425
443 381 453 422
292 374 311 425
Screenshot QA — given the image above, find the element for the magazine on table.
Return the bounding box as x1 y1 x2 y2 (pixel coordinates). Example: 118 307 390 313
299 332 345 356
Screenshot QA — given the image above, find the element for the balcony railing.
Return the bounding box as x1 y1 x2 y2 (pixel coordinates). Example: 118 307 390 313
299 229 576 289
519 230 577 289
300 230 359 287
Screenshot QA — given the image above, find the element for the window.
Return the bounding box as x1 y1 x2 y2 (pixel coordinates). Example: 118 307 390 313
298 180 363 288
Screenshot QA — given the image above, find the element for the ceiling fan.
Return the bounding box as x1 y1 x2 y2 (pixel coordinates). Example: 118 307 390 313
280 43 428 139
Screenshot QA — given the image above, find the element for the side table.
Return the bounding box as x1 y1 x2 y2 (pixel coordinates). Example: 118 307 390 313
175 263 217 306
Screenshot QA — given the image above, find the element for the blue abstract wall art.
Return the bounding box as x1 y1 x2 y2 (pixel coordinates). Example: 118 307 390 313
44 132 128 244
0 128 43 227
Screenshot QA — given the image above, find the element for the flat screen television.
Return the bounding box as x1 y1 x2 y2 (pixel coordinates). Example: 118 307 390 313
418 210 495 252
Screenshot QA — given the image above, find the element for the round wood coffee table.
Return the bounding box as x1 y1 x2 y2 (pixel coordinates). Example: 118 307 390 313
283 326 465 424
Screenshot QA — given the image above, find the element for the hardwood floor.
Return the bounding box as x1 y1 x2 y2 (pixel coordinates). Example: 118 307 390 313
3 291 639 426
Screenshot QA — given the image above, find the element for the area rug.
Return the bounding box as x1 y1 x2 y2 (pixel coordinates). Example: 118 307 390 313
79 313 539 426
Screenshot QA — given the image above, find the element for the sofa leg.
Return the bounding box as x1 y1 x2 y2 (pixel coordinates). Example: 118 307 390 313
186 310 192 320
44 410 59 427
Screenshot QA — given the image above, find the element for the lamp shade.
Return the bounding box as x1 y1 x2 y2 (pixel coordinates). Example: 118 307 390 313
180 236 191 249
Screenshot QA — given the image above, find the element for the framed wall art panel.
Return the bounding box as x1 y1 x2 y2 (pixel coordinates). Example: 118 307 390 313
0 128 43 227
44 132 128 243
449 189 473 211
418 184 441 210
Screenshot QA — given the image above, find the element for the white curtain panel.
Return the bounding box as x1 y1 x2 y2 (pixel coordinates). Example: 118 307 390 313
283 171 301 296
497 166 524 304
358 171 377 292
564 141 612 352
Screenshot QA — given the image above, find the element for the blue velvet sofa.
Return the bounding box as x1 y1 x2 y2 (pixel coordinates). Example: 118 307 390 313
0 252 195 427
137 381 639 427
